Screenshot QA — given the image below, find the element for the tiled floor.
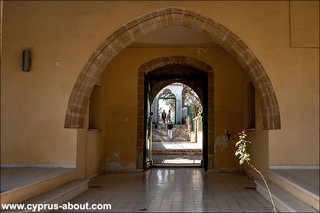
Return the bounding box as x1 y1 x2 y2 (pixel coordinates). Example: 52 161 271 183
69 168 275 212
1 167 318 212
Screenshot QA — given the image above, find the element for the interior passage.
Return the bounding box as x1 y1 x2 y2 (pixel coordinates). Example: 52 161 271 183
68 168 274 212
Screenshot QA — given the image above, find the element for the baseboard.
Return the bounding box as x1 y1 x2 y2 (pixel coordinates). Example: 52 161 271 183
0 164 76 168
85 169 105 180
208 168 243 173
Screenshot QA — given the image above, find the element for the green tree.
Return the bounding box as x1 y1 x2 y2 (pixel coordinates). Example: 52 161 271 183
158 88 175 116
182 84 202 118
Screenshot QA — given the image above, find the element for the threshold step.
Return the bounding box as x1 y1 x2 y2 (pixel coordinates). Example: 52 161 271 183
255 180 317 212
152 149 202 155
19 179 88 212
0 169 76 206
269 169 319 210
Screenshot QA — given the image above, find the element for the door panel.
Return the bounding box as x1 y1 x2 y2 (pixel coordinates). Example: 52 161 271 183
144 80 153 170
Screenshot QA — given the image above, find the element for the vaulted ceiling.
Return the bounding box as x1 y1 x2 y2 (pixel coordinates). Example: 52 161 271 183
130 26 219 48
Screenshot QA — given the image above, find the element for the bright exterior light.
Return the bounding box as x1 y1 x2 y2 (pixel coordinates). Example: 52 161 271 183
162 158 201 164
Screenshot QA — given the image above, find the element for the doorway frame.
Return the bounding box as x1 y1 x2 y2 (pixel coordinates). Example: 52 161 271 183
138 56 213 170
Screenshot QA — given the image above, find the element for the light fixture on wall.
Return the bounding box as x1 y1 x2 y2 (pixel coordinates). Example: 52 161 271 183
22 49 31 71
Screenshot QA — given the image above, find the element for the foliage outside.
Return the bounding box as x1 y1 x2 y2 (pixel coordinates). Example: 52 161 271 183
235 131 277 213
158 88 176 109
158 84 202 121
158 88 176 122
182 84 202 118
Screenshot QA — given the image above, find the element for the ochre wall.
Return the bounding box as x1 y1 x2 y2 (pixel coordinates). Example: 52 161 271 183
241 71 269 176
267 1 319 167
1 1 318 174
98 47 244 171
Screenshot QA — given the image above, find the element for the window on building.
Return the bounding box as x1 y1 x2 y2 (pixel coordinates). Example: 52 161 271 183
247 82 255 129
89 85 101 130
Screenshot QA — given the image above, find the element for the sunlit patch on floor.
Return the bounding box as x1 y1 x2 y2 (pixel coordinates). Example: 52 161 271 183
162 158 202 164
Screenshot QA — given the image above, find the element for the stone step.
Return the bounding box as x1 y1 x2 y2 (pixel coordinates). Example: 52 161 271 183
268 170 319 210
0 169 76 206
152 149 202 155
17 179 88 212
255 180 317 212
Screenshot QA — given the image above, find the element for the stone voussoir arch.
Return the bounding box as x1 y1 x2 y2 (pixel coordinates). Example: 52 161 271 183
140 56 213 102
65 7 281 130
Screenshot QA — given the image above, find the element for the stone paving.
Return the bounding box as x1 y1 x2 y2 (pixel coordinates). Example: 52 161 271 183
151 123 203 166
152 141 202 167
152 141 202 150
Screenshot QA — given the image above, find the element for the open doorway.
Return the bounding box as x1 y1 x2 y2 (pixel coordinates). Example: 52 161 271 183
150 83 203 167
141 56 212 171
158 88 176 124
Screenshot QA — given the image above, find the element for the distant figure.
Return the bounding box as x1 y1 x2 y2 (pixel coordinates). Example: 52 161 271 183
167 110 171 123
167 122 173 141
161 110 166 123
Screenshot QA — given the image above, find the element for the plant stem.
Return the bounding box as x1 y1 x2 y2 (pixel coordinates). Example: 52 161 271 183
249 163 277 213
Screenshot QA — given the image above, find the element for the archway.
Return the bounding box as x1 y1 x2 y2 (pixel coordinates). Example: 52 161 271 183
139 56 212 170
157 89 176 124
65 7 281 131
151 83 204 167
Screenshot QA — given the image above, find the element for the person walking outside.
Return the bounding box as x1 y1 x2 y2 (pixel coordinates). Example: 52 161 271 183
167 121 173 141
167 110 171 123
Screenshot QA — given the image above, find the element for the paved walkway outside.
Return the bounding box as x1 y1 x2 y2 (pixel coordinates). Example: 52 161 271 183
152 141 202 166
68 168 274 212
152 141 202 150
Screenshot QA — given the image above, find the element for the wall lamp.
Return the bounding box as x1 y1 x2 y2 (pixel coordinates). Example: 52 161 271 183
22 49 31 71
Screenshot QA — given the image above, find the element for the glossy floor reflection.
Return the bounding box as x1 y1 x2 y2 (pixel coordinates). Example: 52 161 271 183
69 168 274 212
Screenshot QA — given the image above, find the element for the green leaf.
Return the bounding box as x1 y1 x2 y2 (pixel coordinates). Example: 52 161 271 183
240 158 244 165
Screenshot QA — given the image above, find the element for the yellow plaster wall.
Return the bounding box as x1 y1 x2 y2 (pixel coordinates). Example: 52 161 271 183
241 72 269 176
99 47 244 170
248 101 269 175
82 131 106 176
269 47 319 166
290 1 319 47
1 1 318 170
99 49 139 171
